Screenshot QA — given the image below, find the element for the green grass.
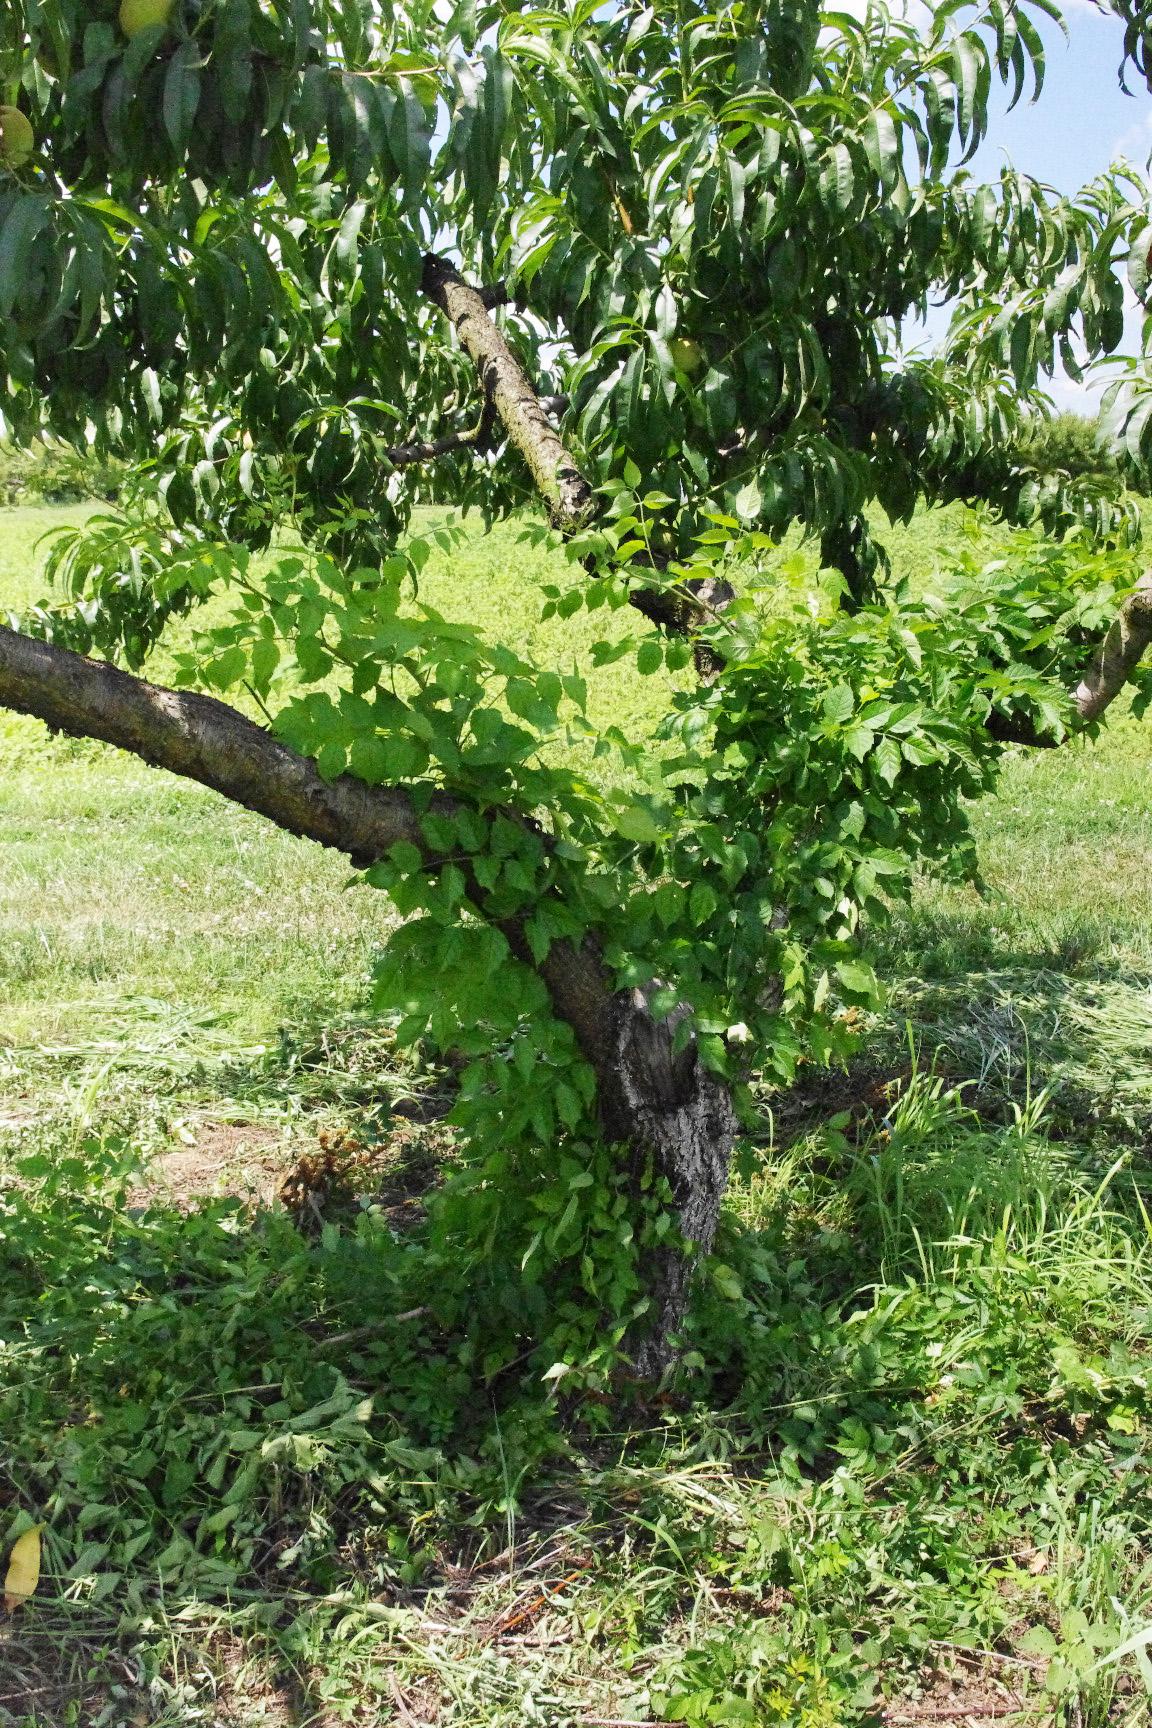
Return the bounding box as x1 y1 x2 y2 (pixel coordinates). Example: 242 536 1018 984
2 503 1152 1727
0 507 390 1062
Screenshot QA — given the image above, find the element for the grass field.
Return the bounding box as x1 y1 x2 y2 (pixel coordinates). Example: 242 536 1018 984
2 502 1152 1727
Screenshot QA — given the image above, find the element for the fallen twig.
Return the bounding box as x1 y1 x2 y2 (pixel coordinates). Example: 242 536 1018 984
576 1719 680 1727
885 1705 1039 1723
929 1641 1046 1672
491 1567 590 1637
317 1308 431 1351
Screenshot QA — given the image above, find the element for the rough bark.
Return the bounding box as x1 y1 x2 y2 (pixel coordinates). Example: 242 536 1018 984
0 622 731 1371
0 624 454 868
527 942 738 1371
602 991 738 1375
419 254 731 648
987 571 1152 747
421 253 597 533
1074 571 1152 722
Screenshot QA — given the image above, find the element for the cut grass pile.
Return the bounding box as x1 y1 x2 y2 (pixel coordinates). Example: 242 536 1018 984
1 503 1152 1727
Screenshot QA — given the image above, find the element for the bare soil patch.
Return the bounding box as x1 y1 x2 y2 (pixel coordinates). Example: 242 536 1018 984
127 1119 286 1211
124 1114 457 1232
883 1652 1046 1725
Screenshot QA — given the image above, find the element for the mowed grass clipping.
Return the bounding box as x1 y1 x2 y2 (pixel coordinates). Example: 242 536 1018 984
2 502 1152 1728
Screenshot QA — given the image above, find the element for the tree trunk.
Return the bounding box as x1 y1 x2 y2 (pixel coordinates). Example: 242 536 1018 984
0 622 737 1377
7 553 1152 1375
525 933 739 1373
602 989 738 1376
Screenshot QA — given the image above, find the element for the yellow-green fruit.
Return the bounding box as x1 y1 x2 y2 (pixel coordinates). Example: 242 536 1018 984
0 107 34 169
669 337 705 378
118 0 175 37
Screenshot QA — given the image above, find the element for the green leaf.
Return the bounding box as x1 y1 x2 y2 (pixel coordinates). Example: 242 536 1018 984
689 882 718 924
388 840 423 876
0 195 50 319
835 959 876 999
874 736 902 786
1128 228 1151 305
821 142 855 214
614 805 663 844
163 43 202 155
386 86 432 209
953 35 981 146
862 108 899 191
823 684 855 723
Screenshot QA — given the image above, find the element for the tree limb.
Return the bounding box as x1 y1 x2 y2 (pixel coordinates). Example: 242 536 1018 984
382 396 567 472
420 253 597 533
0 624 451 870
1073 570 1152 722
988 572 1152 748
419 253 735 657
383 396 497 468
0 623 697 1118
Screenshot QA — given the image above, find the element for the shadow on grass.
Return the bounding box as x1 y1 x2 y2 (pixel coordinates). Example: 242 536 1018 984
4 972 1152 1724
855 898 1152 1147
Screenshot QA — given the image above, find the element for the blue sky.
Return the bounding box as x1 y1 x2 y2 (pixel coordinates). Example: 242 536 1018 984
966 1 1145 191
915 0 1150 411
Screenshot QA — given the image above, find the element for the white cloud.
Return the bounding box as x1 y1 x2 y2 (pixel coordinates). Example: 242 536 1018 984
1044 370 1106 413
1111 109 1152 167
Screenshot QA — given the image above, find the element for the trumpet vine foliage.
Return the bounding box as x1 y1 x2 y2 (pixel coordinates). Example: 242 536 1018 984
1 0 1151 1372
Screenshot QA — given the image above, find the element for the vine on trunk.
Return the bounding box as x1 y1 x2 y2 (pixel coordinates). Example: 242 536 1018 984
2 2 1152 1374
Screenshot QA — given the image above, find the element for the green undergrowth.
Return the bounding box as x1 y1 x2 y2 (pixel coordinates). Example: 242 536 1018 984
3 1071 1152 1725
3 503 1152 1724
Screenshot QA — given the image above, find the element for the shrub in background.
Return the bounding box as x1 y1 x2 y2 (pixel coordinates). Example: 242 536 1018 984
1021 413 1121 489
0 441 124 506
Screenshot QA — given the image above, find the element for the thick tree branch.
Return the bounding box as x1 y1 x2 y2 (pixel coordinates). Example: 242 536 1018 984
418 255 736 666
0 624 720 1133
1074 571 1152 722
0 624 450 870
420 253 597 533
988 573 1152 748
